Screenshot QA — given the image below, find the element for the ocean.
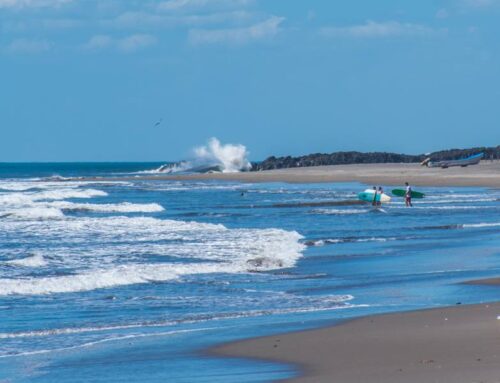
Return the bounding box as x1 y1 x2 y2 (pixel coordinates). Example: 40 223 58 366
0 163 499 382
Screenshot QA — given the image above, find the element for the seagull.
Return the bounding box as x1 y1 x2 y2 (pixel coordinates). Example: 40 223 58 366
154 118 163 127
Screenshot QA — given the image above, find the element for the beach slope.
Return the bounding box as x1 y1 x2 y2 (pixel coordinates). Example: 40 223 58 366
211 303 500 382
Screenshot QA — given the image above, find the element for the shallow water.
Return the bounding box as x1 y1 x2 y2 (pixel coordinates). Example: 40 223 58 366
0 164 499 382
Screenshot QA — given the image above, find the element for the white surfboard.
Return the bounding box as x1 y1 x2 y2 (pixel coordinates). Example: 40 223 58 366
363 189 391 203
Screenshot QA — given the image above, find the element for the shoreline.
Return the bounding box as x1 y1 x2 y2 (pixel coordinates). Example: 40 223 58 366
464 277 500 286
210 301 500 382
81 162 500 187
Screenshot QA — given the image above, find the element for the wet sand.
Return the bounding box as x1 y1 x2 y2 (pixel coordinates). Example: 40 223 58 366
90 162 500 187
465 277 500 286
211 302 500 382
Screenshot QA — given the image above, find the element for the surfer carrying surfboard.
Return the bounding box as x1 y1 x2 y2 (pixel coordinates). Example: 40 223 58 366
377 187 384 207
391 186 424 203
371 186 377 206
405 182 413 207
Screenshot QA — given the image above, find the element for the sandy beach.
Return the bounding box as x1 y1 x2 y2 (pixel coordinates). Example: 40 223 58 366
97 161 500 187
212 301 500 383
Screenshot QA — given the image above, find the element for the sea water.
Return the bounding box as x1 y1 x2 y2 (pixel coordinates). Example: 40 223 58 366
0 164 499 382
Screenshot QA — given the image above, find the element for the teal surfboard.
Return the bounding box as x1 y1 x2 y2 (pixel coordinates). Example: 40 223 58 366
358 191 391 204
391 189 425 199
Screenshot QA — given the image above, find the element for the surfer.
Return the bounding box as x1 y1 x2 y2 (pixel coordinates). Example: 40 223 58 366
405 182 413 207
377 186 384 207
371 186 377 206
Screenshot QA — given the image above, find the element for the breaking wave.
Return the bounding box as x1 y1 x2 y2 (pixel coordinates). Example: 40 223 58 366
312 208 370 215
52 201 164 213
396 205 488 210
0 215 305 295
0 180 304 296
305 236 406 247
1 207 65 220
417 222 500 230
0 182 164 220
463 222 500 228
0 189 107 205
5 253 47 268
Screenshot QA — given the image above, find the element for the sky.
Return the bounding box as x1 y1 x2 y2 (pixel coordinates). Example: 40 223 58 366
1 0 499 162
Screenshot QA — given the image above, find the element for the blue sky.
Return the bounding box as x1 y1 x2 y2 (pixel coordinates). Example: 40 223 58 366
1 0 499 161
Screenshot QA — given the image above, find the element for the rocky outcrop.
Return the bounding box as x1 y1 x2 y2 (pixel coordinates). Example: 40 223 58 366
251 146 500 171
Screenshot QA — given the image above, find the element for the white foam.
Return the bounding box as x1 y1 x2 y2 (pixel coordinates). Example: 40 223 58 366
0 180 127 192
0 298 368 357
137 183 245 192
0 322 170 339
0 328 213 358
0 189 107 208
357 237 392 242
5 253 47 268
51 201 164 213
308 237 396 246
421 198 497 204
0 258 297 295
0 182 39 191
138 162 191 174
0 264 180 295
463 222 500 228
0 294 354 340
0 216 305 295
312 208 369 215
428 193 494 199
309 239 326 246
0 178 302 296
3 206 65 220
31 189 108 201
0 187 113 220
395 205 486 210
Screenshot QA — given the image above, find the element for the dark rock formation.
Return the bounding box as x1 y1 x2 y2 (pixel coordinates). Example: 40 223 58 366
251 146 500 171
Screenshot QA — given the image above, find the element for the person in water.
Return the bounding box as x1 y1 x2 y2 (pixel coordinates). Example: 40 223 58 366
377 186 384 207
405 182 413 207
371 186 378 206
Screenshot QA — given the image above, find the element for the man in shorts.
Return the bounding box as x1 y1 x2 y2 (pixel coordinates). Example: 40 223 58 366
405 182 413 207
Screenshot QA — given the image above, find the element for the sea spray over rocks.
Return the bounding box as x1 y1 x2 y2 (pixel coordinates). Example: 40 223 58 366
193 138 252 173
155 138 252 173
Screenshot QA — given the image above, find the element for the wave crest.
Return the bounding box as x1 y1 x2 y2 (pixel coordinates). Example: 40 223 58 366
5 253 47 268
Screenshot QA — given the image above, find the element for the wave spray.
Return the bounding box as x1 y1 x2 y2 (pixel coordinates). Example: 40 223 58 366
158 138 252 173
